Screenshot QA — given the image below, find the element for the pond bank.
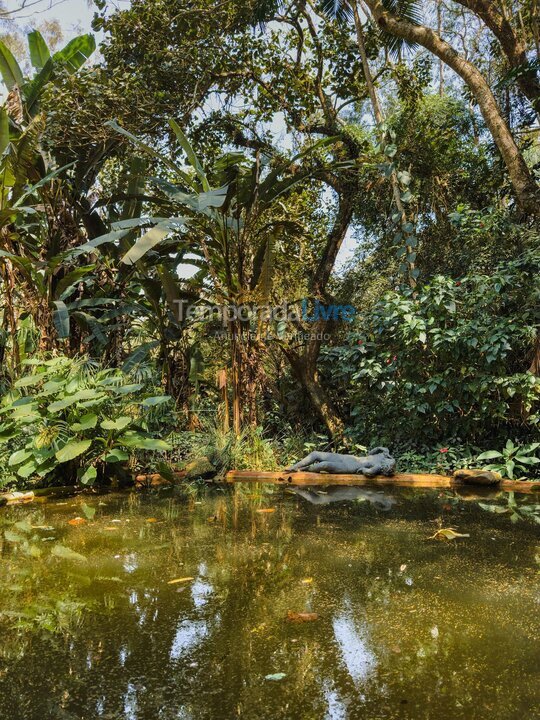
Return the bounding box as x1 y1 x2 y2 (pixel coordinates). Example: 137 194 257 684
2 468 539 508
225 470 540 494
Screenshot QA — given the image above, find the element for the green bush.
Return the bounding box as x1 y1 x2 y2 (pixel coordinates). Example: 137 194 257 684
323 248 540 447
0 356 173 488
189 420 279 476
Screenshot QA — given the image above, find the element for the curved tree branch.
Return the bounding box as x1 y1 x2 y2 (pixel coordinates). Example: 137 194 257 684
363 0 540 215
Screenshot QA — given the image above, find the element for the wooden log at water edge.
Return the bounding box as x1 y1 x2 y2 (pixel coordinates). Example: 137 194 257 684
225 470 540 494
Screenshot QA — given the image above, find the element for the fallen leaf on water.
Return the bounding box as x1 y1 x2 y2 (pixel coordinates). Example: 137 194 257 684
301 577 313 585
68 517 86 527
256 508 275 514
51 545 88 563
286 611 319 623
81 503 96 521
167 576 194 585
429 528 470 541
265 673 287 682
96 576 124 583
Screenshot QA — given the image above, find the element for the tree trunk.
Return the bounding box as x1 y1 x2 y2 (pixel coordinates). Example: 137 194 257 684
352 2 416 287
364 0 540 215
286 349 344 439
437 0 444 95
453 0 540 116
529 333 540 376
284 191 354 440
0 260 20 372
230 319 260 434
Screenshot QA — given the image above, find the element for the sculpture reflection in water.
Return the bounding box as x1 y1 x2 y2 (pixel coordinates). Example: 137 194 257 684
289 485 396 510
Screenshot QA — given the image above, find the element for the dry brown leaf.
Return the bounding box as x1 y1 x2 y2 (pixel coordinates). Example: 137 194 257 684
68 517 86 527
429 528 470 541
286 611 319 623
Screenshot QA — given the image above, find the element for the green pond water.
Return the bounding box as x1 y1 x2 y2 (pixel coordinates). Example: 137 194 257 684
0 485 538 720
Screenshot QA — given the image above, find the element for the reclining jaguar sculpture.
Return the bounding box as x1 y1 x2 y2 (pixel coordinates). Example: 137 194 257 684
285 447 396 477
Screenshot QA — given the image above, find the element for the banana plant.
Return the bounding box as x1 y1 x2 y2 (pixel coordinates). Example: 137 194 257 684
78 119 344 430
0 30 96 121
0 31 96 370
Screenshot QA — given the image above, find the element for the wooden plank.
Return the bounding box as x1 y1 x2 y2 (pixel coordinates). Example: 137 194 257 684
0 485 77 506
225 470 540 495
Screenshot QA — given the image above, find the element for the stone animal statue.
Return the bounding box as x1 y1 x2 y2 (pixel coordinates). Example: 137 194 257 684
285 447 396 477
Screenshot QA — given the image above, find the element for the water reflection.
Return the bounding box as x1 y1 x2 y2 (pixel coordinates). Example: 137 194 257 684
290 485 396 510
332 599 376 687
170 620 209 661
0 487 538 720
323 681 349 720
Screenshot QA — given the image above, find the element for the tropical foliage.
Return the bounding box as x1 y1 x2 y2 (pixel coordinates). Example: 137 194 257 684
0 0 538 489
0 357 171 488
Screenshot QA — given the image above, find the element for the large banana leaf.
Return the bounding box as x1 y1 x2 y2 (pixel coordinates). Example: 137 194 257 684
0 40 23 90
120 218 190 264
13 159 75 208
105 120 190 180
121 156 147 221
53 34 96 73
23 58 54 117
70 310 107 345
52 300 70 339
169 119 210 191
150 178 228 213
121 223 175 265
28 30 50 71
61 227 134 260
55 265 95 300
121 341 159 373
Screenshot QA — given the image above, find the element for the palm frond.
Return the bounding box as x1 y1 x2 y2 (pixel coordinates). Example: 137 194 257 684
319 0 353 22
379 0 422 57
250 0 288 28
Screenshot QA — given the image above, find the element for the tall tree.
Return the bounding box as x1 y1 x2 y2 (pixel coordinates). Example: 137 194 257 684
361 0 540 214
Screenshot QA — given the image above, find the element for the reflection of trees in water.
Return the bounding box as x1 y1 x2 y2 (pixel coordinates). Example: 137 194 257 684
0 490 538 719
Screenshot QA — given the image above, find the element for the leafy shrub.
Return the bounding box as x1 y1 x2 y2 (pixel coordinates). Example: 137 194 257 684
0 356 172 487
477 440 540 479
322 248 540 447
189 420 279 475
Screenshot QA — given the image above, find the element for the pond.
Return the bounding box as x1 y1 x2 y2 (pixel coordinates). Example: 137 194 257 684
0 485 538 720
